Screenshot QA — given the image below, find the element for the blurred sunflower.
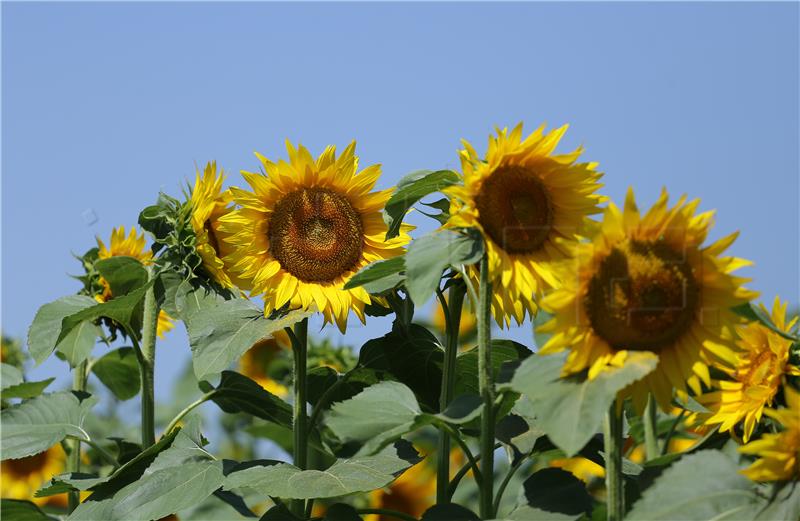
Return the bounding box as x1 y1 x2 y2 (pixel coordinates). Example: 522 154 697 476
190 161 237 288
540 188 757 411
239 330 291 397
96 226 174 338
702 297 800 442
219 141 411 332
550 457 605 483
739 385 800 481
0 445 68 508
366 457 436 521
444 123 604 326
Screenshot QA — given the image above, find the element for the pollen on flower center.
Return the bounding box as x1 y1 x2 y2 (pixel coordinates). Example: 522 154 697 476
584 240 699 351
474 165 553 254
5 451 50 477
269 187 364 283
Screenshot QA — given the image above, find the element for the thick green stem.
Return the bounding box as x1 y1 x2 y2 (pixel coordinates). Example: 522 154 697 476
643 393 660 460
139 272 159 448
477 253 494 519
436 285 465 504
67 360 87 512
604 401 625 521
163 391 217 437
290 318 309 518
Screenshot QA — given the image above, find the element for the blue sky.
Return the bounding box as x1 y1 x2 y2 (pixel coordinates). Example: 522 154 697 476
3 2 798 401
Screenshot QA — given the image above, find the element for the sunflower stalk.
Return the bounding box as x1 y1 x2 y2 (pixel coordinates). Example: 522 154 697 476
139 269 159 448
67 360 88 512
477 253 495 518
604 401 625 521
289 317 309 518
644 393 660 460
436 284 465 504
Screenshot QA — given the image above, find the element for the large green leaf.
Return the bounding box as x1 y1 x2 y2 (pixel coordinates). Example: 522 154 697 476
185 298 312 381
383 169 460 240
95 256 148 297
627 450 760 520
343 256 405 293
522 468 592 516
204 371 293 429
1 392 93 459
0 499 57 521
1 363 23 389
404 229 484 306
28 295 100 366
90 348 141 401
454 340 531 397
509 351 657 455
224 444 420 499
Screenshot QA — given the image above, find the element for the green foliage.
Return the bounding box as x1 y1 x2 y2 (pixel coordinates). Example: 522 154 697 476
0 499 57 521
343 255 406 293
90 348 141 401
138 192 205 279
95 257 148 297
522 468 592 516
27 295 101 366
202 370 293 428
1 377 55 400
1 362 23 388
383 169 460 240
509 351 658 455
421 504 480 520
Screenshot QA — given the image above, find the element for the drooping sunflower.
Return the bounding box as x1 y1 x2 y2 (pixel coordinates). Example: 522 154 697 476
739 385 800 482
219 141 412 332
190 161 237 288
444 123 604 326
96 226 174 338
0 445 68 507
239 329 291 397
539 188 757 411
702 297 800 442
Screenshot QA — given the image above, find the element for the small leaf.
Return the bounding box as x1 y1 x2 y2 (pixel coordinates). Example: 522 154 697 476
383 169 460 240
454 340 531 397
91 348 141 401
2 378 55 400
343 256 405 293
207 371 293 429
0 499 57 521
523 468 592 516
28 295 100 366
405 229 484 306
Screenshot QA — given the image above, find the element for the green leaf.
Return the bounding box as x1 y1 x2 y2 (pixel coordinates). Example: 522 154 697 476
174 279 231 321
343 256 405 293
421 504 479 521
324 504 363 521
206 371 293 428
506 506 581 521
404 229 484 306
418 197 451 225
91 348 141 401
1 363 23 389
223 444 420 499
2 378 55 400
523 468 592 516
510 351 658 455
28 295 100 366
383 169 460 240
627 450 760 520
0 499 57 521
1 392 93 460
454 340 531 398
95 256 148 297
154 270 184 318
186 298 312 381
733 303 798 341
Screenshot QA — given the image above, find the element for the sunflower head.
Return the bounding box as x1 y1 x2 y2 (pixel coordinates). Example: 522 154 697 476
702 297 800 442
366 454 436 521
739 385 800 481
0 445 68 507
219 140 412 332
445 123 604 327
540 188 757 411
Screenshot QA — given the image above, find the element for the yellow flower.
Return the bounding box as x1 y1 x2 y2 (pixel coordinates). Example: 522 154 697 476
95 226 174 338
740 385 800 481
702 297 800 442
540 188 757 412
628 436 696 464
190 161 237 288
0 445 68 508
444 123 604 327
366 457 436 521
219 141 411 332
550 457 605 483
431 297 476 343
239 330 291 397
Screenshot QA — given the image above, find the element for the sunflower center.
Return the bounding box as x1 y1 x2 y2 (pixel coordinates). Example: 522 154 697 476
269 187 363 283
4 451 50 477
474 165 553 254
584 240 699 351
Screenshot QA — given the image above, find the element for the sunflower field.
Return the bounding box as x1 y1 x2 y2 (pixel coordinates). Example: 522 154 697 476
2 124 799 521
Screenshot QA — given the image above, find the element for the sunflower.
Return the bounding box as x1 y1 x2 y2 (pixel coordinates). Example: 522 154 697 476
739 385 800 481
701 297 800 442
366 456 436 521
95 226 174 338
0 445 68 508
444 123 604 327
239 330 291 397
550 457 605 483
190 161 237 288
539 188 757 411
219 141 412 332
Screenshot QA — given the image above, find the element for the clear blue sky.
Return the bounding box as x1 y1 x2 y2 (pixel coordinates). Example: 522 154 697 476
3 2 798 400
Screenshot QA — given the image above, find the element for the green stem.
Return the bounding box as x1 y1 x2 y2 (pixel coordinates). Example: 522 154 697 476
67 360 87 512
661 409 687 457
139 270 159 448
355 509 418 521
493 456 527 516
477 253 494 519
604 401 625 521
289 318 309 518
66 436 119 469
447 442 501 500
163 391 217 437
644 393 660 461
436 285 465 504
